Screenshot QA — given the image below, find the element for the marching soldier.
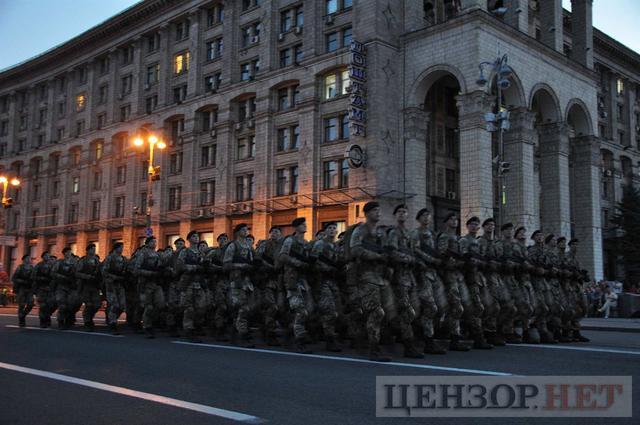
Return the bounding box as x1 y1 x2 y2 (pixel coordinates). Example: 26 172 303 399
543 234 569 342
75 244 102 331
209 233 230 341
513 227 540 343
102 242 128 334
310 222 342 352
224 224 257 347
347 202 392 361
12 254 35 327
134 237 165 338
255 226 284 346
279 218 313 354
567 239 590 342
387 205 423 358
177 231 208 343
166 238 185 337
410 208 448 354
52 248 78 329
528 231 555 343
32 252 56 328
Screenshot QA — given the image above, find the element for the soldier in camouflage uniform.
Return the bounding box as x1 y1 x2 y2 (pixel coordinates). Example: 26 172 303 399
75 244 102 331
528 231 555 343
177 231 209 343
32 252 56 328
556 237 575 341
387 205 423 358
208 234 230 341
102 242 128 334
255 226 283 346
566 239 590 342
125 247 143 333
458 217 493 349
310 222 342 352
279 218 313 354
134 237 165 338
348 202 392 361
436 213 473 351
12 254 34 327
479 218 517 346
224 224 257 347
512 227 541 343
52 248 78 329
545 235 570 342
411 208 448 354
166 238 185 337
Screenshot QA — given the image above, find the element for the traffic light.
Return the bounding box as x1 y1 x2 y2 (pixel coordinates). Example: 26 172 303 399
498 161 511 175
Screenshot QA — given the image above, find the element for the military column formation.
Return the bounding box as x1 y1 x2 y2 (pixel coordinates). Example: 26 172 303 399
10 201 591 361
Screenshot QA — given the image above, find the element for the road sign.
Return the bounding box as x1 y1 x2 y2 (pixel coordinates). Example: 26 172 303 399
145 227 153 237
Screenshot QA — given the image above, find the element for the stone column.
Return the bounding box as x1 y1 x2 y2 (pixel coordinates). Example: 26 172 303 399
504 0 528 33
570 0 594 69
456 91 495 227
403 107 430 216
570 135 603 279
538 122 571 237
187 10 201 98
157 24 171 107
502 108 537 230
539 0 563 52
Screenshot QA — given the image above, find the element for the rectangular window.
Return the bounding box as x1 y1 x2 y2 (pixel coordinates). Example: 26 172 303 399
50 207 58 226
324 117 338 142
236 176 245 201
91 200 101 220
341 114 349 139
281 10 292 32
278 88 290 110
116 165 126 185
98 85 108 104
323 161 337 190
280 48 291 68
204 73 222 91
120 105 131 122
296 6 304 27
174 51 190 74
247 174 254 200
292 125 300 149
326 0 338 14
97 113 107 129
76 93 86 112
145 95 158 114
201 144 217 167
146 64 160 85
69 203 79 223
121 45 134 65
342 26 352 47
168 186 182 211
206 38 224 60
207 5 224 26
147 32 160 52
617 78 624 95
173 85 187 103
169 152 183 174
240 63 251 81
52 180 60 198
276 168 287 196
326 32 338 52
340 159 349 188
175 20 190 41
32 184 40 201
200 181 215 206
121 75 133 94
290 165 299 194
277 127 290 151
294 44 303 63
93 170 102 190
114 197 125 218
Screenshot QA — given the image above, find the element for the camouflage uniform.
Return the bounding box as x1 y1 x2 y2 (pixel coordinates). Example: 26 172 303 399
75 254 102 328
134 246 166 332
478 235 517 342
52 257 78 328
176 246 209 335
208 244 230 337
545 245 569 341
12 263 35 326
255 238 283 343
512 241 540 341
528 244 554 341
279 235 312 343
102 251 128 327
124 250 143 331
310 237 342 349
566 250 589 341
166 247 184 333
32 259 56 327
223 240 255 340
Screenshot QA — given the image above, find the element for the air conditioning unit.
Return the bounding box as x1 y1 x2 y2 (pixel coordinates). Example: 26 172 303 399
325 14 334 25
278 33 285 42
251 35 260 44
294 26 303 35
446 191 457 200
235 122 242 131
247 119 255 129
210 129 217 137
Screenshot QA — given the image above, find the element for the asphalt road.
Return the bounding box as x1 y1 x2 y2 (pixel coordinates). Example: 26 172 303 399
0 312 638 425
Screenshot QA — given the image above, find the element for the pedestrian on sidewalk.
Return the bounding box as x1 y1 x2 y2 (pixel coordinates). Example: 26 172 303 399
598 286 618 319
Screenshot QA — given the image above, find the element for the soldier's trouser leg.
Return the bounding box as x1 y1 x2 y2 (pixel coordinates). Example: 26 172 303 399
458 276 484 337
393 278 416 342
318 281 339 338
431 274 449 336
480 277 499 334
262 283 279 336
443 271 464 338
531 278 550 331
106 283 126 326
165 282 181 328
142 283 166 329
55 287 69 326
36 289 53 324
359 282 385 345
545 280 564 330
418 277 438 339
494 276 517 335
17 288 34 321
214 281 230 330
508 275 533 329
287 286 308 340
81 286 101 326
181 285 207 331
231 284 251 336
68 290 82 325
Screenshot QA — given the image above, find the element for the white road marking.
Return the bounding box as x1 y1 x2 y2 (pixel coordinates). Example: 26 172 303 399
0 361 266 423
5 325 123 338
173 341 513 376
511 343 640 356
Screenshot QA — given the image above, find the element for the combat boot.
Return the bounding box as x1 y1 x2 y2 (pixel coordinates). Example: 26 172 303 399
185 329 202 343
215 328 230 342
325 336 342 352
403 340 424 359
39 318 47 328
556 329 572 343
18 318 26 328
573 330 590 342
473 334 493 350
523 327 541 344
486 332 506 346
449 336 472 351
240 334 255 348
540 329 558 344
368 345 392 362
424 338 447 355
144 327 155 339
109 323 120 335
295 338 312 354
504 332 523 344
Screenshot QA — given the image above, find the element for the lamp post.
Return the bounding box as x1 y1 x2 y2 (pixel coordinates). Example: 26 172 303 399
0 175 21 209
477 53 512 227
133 130 166 232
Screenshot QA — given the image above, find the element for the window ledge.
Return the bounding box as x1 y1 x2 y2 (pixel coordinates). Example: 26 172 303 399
275 148 299 156
322 94 349 103
321 138 349 147
235 157 255 164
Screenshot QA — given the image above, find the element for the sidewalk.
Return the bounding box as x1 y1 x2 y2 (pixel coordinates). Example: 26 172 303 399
580 317 640 333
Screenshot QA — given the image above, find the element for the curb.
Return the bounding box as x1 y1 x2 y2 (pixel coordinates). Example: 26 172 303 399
581 326 640 334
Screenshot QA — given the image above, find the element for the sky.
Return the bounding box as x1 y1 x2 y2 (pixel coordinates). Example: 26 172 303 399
0 0 638 71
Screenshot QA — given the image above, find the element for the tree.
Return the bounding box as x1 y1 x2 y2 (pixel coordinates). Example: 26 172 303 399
612 184 640 286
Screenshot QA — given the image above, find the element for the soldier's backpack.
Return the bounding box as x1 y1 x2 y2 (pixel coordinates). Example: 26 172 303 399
341 222 363 262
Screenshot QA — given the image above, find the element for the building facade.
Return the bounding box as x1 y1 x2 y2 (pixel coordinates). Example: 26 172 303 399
0 0 638 280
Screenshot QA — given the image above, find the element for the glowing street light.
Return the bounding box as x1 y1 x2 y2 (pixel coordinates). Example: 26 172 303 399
133 129 166 232
0 175 20 208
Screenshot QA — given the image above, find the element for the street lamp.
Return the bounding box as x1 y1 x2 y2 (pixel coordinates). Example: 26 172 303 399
0 175 20 208
477 53 512 227
133 129 166 232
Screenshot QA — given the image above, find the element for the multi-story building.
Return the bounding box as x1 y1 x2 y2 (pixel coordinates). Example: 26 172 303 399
0 0 638 280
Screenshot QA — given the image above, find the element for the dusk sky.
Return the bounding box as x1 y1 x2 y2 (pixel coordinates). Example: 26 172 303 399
0 0 638 71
